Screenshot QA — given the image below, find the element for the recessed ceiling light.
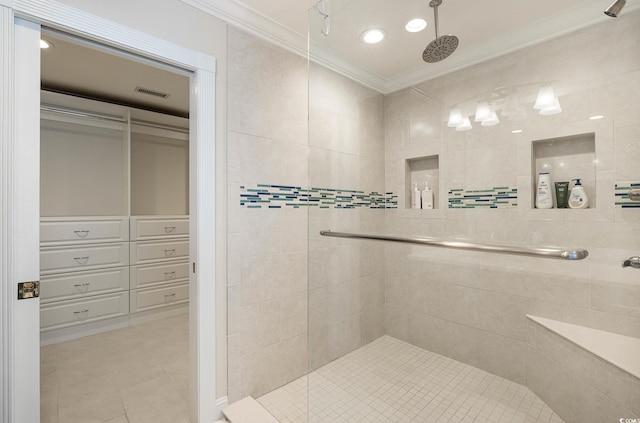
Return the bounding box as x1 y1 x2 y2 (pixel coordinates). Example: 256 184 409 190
589 115 604 120
512 129 523 134
361 29 386 44
40 39 52 49
405 18 427 33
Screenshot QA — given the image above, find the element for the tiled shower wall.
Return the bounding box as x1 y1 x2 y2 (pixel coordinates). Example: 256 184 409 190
383 9 640 420
226 27 309 401
307 64 386 371
226 28 386 401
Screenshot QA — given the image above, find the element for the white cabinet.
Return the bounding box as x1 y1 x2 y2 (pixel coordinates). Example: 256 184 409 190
130 282 189 313
40 292 129 331
129 216 189 315
40 267 129 304
130 216 189 241
40 242 129 275
40 217 128 246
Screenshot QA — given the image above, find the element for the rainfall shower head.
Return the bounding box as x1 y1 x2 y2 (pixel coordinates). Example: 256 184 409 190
422 0 459 63
604 0 626 17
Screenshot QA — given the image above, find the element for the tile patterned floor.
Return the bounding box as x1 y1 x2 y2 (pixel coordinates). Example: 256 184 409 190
258 336 564 423
40 313 190 423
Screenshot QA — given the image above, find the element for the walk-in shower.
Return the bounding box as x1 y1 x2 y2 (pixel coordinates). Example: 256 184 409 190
244 1 640 422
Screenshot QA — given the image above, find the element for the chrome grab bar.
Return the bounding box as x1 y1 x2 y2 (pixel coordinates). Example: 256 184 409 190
320 230 589 261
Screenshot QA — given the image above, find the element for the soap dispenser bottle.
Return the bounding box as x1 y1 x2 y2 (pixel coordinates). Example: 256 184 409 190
421 182 434 209
568 179 589 209
411 183 421 209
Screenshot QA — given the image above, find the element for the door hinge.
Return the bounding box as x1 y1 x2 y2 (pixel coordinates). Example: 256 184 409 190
192 262 196 274
17 281 40 299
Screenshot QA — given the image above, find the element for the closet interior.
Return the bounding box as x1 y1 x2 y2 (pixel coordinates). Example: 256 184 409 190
39 88 190 345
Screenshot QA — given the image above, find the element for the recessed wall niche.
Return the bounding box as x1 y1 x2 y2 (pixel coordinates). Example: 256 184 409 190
405 155 439 209
531 133 596 209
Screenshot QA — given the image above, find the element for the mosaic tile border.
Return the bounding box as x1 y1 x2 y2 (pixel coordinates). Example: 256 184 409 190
240 184 398 209
448 187 518 209
615 181 640 208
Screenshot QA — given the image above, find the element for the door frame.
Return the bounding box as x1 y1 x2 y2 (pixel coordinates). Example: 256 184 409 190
0 1 217 422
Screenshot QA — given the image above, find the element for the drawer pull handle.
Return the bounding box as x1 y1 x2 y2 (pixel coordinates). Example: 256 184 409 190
73 230 90 238
164 226 176 233
164 271 176 280
164 249 176 257
74 256 90 265
73 309 89 315
73 283 91 288
164 293 176 298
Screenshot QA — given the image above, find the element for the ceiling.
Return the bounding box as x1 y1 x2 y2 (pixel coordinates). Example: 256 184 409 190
41 31 190 117
186 0 640 93
40 0 639 109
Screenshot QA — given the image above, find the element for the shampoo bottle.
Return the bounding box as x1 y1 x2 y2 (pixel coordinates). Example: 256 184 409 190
535 172 553 209
411 183 421 209
421 182 434 209
568 179 589 209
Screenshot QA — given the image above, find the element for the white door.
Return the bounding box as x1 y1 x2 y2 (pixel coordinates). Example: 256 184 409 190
0 14 42 423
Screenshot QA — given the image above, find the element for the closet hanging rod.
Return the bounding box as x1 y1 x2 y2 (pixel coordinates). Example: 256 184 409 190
41 105 127 123
319 230 589 261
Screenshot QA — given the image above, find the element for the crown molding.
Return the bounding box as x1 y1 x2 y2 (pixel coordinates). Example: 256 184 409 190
180 0 308 58
182 0 640 95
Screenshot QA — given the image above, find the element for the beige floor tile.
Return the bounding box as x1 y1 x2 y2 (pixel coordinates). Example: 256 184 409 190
58 389 124 423
108 360 167 391
118 374 185 415
162 353 190 393
102 415 129 423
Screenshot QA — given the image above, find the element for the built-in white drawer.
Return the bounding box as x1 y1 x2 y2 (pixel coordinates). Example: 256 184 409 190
130 260 189 290
130 282 189 313
130 216 189 241
40 267 129 304
40 292 129 331
40 217 128 246
40 243 129 275
130 239 189 265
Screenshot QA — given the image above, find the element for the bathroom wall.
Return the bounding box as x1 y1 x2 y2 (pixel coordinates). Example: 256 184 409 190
384 7 640 401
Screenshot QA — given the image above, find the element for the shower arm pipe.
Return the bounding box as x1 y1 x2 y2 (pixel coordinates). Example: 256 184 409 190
319 230 589 261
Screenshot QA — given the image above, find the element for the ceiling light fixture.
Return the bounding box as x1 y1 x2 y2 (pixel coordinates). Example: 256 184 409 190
405 18 427 33
604 0 626 17
589 115 604 120
361 29 386 44
40 39 51 49
512 129 523 134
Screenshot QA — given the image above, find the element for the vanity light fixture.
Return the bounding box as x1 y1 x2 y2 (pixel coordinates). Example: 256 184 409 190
534 86 562 115
589 115 604 120
474 102 492 122
405 18 427 33
481 111 500 127
361 29 386 44
455 117 472 131
511 129 523 134
447 108 463 127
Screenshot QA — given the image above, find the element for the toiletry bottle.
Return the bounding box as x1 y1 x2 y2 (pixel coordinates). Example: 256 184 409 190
411 183 421 209
421 182 433 209
554 181 570 208
568 179 589 209
535 172 553 209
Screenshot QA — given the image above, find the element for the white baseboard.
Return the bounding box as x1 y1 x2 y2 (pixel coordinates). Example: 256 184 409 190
215 396 229 419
